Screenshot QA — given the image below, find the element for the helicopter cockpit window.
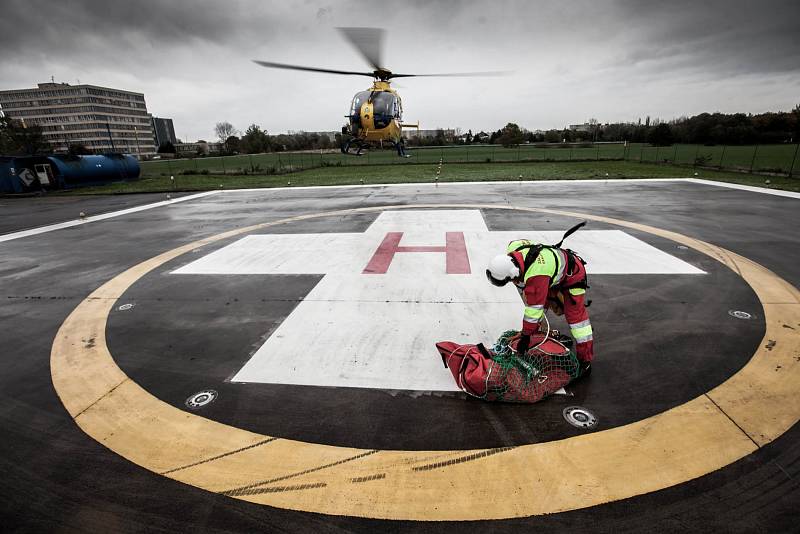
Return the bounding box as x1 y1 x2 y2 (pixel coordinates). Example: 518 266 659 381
349 91 372 132
350 91 371 117
371 92 398 129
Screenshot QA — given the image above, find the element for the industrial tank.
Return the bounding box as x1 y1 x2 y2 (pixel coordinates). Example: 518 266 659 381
0 154 140 193
48 154 140 188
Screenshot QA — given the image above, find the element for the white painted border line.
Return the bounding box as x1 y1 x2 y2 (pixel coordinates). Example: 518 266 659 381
685 178 800 199
0 191 220 243
219 177 800 199
2 177 796 244
219 178 687 194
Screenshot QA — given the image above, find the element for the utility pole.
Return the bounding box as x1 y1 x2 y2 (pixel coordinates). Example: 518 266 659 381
105 122 116 152
134 126 141 158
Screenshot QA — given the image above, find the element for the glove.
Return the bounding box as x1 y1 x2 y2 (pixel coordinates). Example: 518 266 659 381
517 334 531 356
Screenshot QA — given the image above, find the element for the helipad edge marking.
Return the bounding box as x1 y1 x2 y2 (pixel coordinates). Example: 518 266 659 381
7 178 795 243
50 203 800 521
0 191 219 243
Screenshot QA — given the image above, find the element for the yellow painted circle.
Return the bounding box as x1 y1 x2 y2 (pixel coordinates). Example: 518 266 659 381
50 204 800 520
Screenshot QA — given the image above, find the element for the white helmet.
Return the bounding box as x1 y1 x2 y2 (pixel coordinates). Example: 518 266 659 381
486 254 519 286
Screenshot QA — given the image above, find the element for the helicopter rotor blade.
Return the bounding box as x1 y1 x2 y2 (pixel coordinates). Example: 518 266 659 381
252 60 376 77
389 70 511 79
337 27 385 71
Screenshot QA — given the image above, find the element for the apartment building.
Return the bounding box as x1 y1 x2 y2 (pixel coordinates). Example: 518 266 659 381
0 82 156 156
152 117 177 147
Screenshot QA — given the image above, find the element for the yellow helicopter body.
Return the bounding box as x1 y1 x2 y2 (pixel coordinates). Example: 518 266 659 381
349 81 402 142
253 27 495 156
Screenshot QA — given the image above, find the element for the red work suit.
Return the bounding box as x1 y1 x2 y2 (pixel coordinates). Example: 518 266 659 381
510 247 594 363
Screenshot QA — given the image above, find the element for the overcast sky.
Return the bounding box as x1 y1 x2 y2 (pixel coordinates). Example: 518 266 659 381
1 0 798 141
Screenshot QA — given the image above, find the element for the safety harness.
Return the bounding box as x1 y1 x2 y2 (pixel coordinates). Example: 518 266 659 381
512 221 591 303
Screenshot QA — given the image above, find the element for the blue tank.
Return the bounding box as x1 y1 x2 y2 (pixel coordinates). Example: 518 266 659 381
0 153 140 193
48 154 140 188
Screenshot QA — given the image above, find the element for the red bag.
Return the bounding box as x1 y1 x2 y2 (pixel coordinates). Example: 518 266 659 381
436 332 576 403
436 342 495 398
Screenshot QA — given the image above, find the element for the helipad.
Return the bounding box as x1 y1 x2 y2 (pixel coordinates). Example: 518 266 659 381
2 179 799 531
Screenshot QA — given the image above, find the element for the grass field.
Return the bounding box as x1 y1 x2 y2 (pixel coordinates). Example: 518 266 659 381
65 160 800 195
140 142 800 178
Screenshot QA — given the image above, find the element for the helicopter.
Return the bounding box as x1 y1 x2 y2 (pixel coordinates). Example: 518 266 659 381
254 27 503 157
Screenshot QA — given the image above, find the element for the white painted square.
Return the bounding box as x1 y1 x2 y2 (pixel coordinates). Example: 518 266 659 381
173 210 705 390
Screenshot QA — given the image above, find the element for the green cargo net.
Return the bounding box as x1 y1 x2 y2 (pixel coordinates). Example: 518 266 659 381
484 328 580 403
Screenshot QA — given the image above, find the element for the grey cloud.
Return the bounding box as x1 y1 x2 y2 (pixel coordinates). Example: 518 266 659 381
0 0 797 140
0 0 286 56
610 0 800 76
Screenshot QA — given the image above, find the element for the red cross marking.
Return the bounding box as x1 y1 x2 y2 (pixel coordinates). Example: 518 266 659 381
362 232 471 274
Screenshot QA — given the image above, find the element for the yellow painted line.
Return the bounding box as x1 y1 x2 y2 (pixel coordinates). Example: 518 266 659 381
50 204 800 520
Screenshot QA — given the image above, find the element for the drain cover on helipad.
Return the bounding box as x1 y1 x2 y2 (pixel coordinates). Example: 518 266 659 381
563 406 598 429
185 390 218 409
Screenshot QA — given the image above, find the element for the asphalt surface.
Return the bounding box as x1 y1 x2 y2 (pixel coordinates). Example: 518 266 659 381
0 191 192 235
1 180 798 532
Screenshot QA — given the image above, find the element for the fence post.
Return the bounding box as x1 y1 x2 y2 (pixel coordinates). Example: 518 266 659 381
672 144 678 164
655 146 660 163
249 154 254 171
595 144 599 161
693 144 700 167
789 143 799 178
749 145 759 173
719 145 727 170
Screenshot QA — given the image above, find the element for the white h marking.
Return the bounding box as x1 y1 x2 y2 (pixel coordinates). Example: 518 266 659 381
173 210 704 391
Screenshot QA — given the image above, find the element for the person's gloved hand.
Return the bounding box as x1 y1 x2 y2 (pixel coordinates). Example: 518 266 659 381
517 333 531 356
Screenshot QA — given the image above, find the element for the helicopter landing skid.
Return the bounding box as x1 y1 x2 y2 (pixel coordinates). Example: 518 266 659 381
341 138 410 158
341 139 368 156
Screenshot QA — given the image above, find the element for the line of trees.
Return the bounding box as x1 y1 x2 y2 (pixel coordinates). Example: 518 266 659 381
160 106 800 158
210 122 335 155
453 107 800 148
582 108 799 146
473 108 800 148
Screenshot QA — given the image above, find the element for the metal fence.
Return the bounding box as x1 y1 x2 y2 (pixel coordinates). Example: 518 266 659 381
624 143 800 176
140 142 800 178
